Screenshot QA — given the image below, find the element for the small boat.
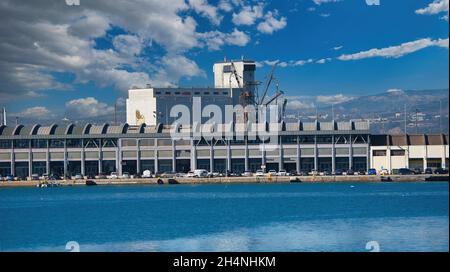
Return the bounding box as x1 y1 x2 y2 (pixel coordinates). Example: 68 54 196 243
85 180 97 186
380 176 392 182
157 178 164 185
168 178 179 184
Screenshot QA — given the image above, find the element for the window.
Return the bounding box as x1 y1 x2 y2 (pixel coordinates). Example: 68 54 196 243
391 150 405 156
165 92 171 95
31 139 48 148
49 139 64 148
222 92 228 95
175 92 180 95
244 64 256 71
223 65 232 73
0 140 12 149
204 92 210 95
194 92 200 95
14 140 29 149
66 139 82 148
155 91 161 95
214 92 219 95
373 150 386 156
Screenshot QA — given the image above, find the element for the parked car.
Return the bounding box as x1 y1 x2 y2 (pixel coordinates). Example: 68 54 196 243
193 169 209 178
323 170 332 176
357 170 366 175
255 170 265 177
6 175 14 181
268 170 277 176
434 168 449 174
345 169 355 175
74 174 84 180
49 174 61 180
424 168 433 174
398 168 415 175
185 171 196 178
96 173 107 179
334 169 343 176
289 170 298 176
31 174 40 180
108 172 119 179
243 171 253 177
368 168 377 175
121 172 131 179
277 170 287 176
379 169 389 175
160 171 177 178
142 170 152 178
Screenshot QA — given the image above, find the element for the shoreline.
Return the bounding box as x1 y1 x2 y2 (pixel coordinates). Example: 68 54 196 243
0 174 448 188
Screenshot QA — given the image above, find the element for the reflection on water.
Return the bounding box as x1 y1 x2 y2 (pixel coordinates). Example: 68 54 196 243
0 183 448 252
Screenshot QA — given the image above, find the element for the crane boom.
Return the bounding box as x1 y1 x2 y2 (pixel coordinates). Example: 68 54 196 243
259 63 277 105
230 62 242 89
264 91 284 106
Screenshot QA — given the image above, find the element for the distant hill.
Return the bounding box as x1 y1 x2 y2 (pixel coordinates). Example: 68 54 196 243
334 89 448 116
285 89 449 134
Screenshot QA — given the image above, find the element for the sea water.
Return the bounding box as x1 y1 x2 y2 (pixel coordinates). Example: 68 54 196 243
0 182 448 252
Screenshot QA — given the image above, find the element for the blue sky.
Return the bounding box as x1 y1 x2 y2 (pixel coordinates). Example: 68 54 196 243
0 0 448 123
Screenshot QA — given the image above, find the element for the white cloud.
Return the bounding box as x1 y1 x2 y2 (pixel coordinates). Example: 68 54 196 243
415 0 449 16
218 0 234 12
333 45 343 50
319 13 330 17
188 0 223 25
0 0 257 100
65 97 114 119
316 94 354 104
113 35 143 56
154 54 205 85
257 58 315 68
287 100 315 110
17 106 55 119
338 38 449 61
386 88 405 94
316 58 332 64
198 28 250 50
257 11 287 34
232 3 264 25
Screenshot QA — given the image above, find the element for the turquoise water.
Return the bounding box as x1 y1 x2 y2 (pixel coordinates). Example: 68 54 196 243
0 182 448 252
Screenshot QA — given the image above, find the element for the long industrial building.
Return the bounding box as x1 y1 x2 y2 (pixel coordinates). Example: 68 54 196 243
0 121 373 178
0 59 448 179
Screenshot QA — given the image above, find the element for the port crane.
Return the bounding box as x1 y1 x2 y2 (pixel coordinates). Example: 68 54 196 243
229 61 287 122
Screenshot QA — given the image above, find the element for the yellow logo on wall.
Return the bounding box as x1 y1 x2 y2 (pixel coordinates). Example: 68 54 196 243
135 110 145 125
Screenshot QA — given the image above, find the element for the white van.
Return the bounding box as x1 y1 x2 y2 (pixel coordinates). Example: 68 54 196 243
193 169 208 178
142 170 152 178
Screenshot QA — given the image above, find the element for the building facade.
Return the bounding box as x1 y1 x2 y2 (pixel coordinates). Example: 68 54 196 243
126 59 256 126
370 134 449 172
0 121 371 178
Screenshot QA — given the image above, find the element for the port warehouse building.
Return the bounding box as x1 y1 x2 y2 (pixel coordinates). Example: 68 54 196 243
0 121 448 178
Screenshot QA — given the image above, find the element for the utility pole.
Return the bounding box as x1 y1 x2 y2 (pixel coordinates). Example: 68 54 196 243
114 100 117 125
415 109 419 134
404 104 407 135
439 100 442 134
